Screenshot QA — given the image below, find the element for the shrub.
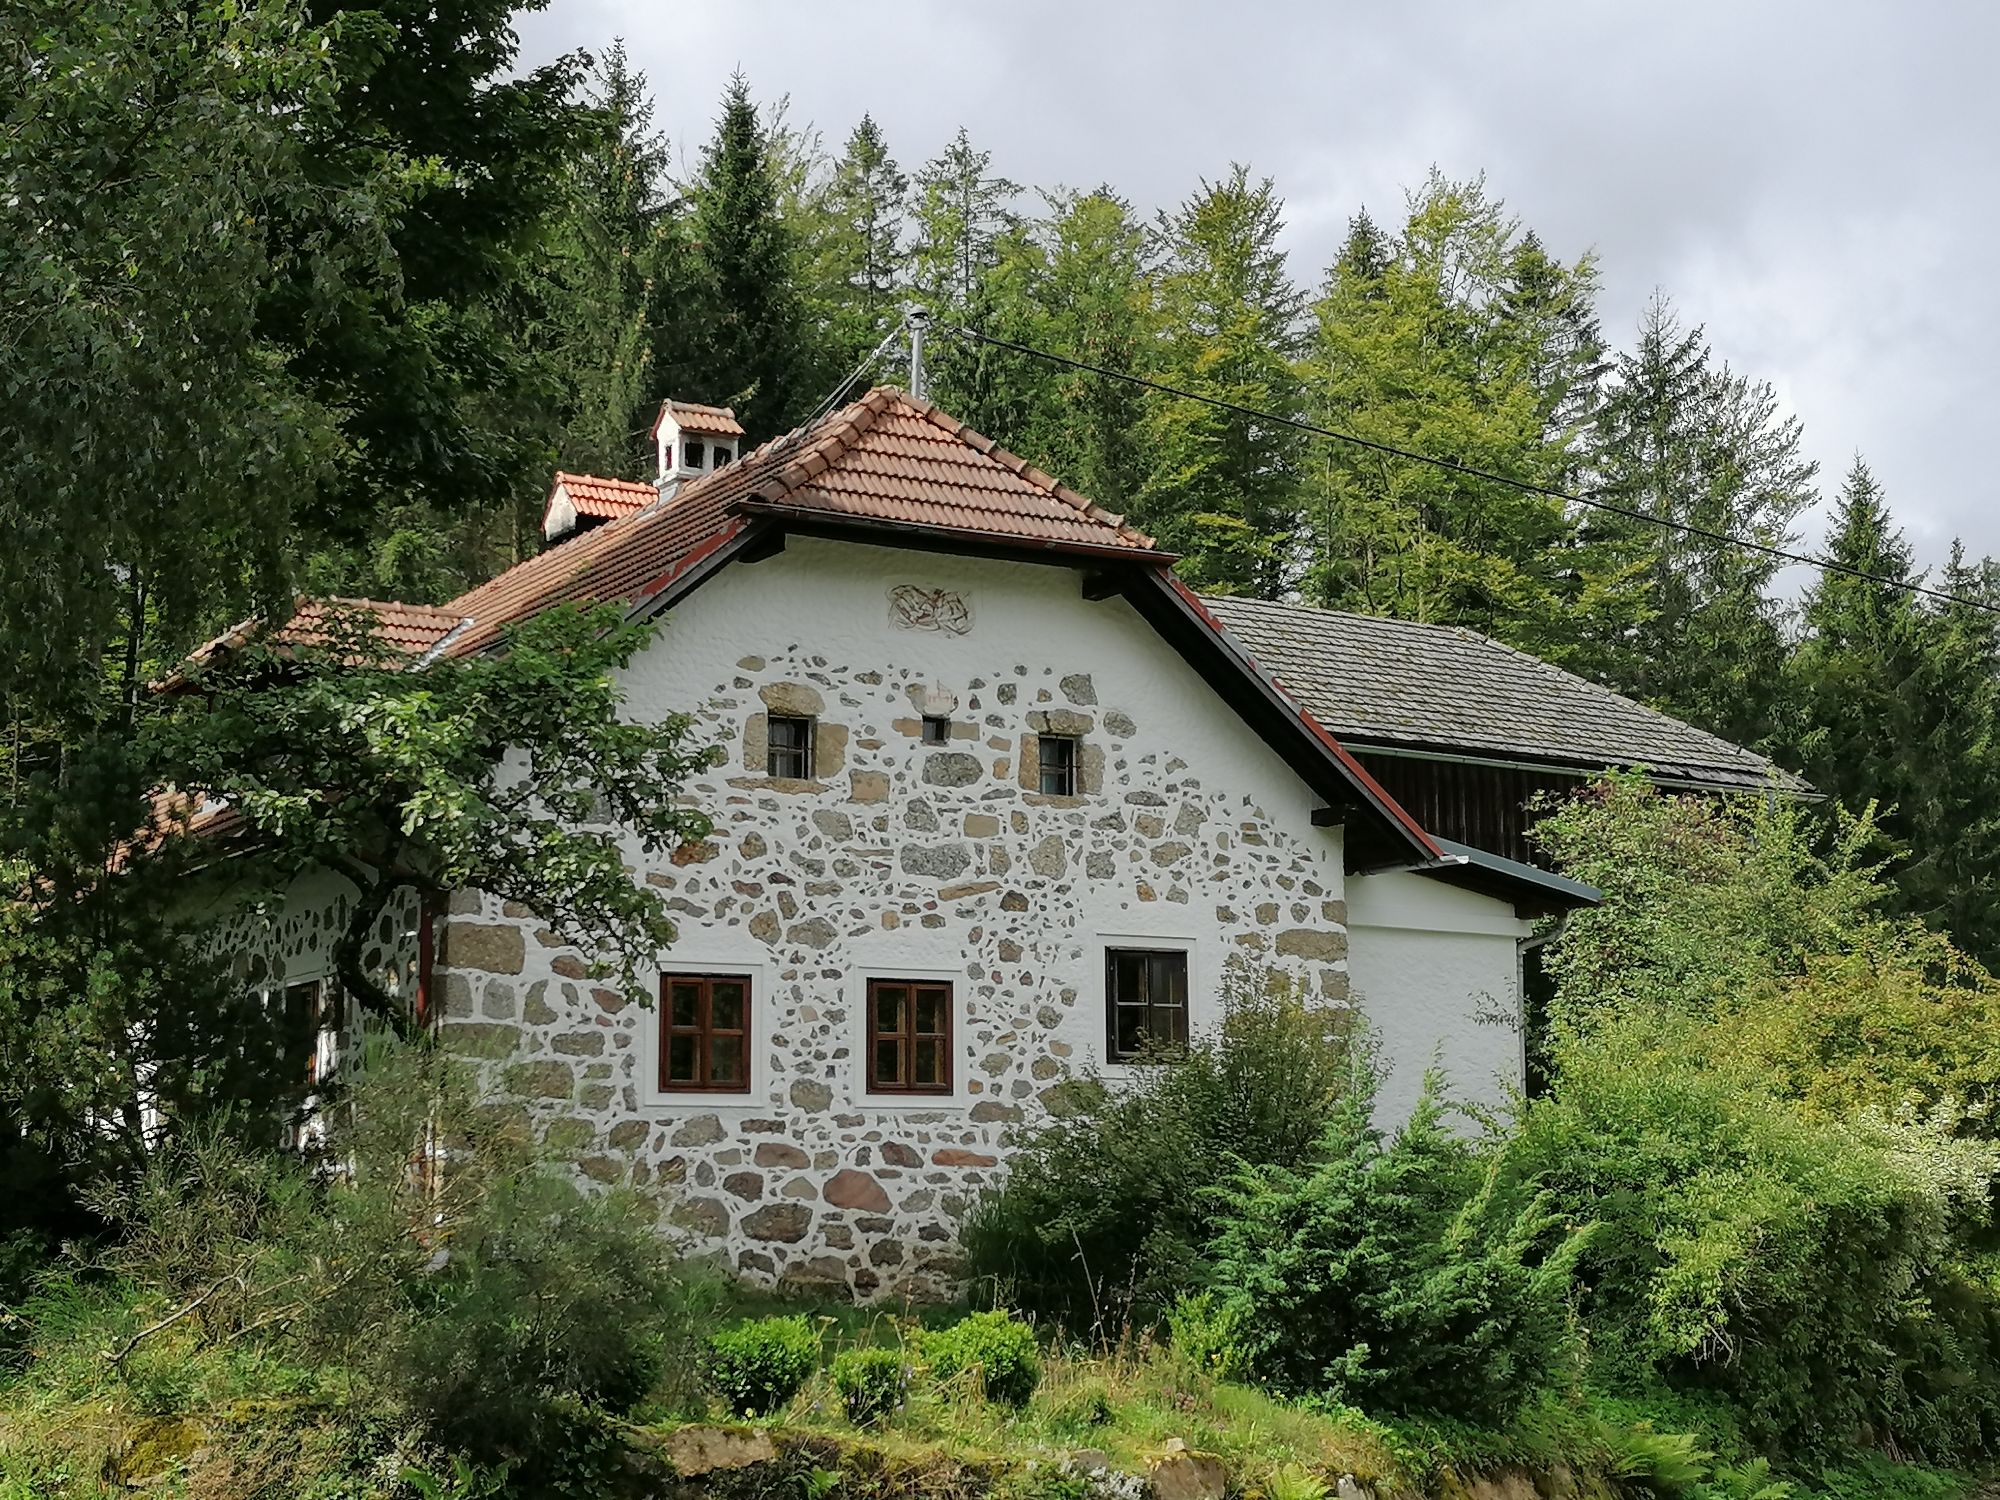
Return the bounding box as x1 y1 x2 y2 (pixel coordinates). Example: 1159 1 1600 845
829 1345 906 1426
1207 1072 1587 1425
1165 1291 1249 1382
96 1036 715 1468
923 1309 1042 1406
1513 1042 2000 1462
705 1315 819 1418
962 963 1364 1332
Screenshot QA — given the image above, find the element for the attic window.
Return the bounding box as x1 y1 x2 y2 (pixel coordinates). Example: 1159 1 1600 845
713 445 733 465
682 439 705 470
767 714 815 779
1038 734 1079 797
921 715 951 746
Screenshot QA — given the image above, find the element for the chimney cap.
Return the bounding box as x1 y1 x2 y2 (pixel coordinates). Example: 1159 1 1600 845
650 400 745 441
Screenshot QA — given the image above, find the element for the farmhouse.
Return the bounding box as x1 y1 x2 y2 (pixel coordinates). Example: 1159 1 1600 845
205 387 1794 1300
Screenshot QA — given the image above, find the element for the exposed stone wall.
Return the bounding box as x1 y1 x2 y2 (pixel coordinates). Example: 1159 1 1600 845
431 540 1358 1301
200 868 423 1011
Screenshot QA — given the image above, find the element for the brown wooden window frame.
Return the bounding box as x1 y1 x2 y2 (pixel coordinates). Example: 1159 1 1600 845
1038 733 1080 796
865 977 954 1095
1105 947 1190 1063
766 714 815 779
659 972 753 1094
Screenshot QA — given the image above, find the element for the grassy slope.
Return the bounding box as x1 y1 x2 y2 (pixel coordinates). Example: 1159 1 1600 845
0 1287 1978 1500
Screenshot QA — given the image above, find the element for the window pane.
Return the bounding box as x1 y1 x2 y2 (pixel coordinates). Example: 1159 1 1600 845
915 987 948 1036
873 984 907 1036
1116 1003 1147 1057
667 1034 697 1082
708 1036 743 1084
874 1038 903 1088
915 1038 946 1087
767 716 813 779
1112 951 1145 1004
710 981 745 1031
669 981 702 1028
683 440 704 469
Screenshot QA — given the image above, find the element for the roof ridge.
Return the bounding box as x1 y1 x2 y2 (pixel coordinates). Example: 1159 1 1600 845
886 386 1157 550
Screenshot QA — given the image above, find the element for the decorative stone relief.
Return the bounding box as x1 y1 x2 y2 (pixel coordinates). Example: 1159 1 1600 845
888 584 972 635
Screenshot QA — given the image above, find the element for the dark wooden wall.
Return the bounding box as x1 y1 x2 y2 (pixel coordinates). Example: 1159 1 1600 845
1353 753 1587 867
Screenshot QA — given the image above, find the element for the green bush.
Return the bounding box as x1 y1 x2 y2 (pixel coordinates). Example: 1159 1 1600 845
1166 1291 1249 1382
1513 1043 2000 1462
922 1309 1042 1406
1207 1073 1587 1425
962 964 1364 1332
705 1315 820 1418
95 1037 715 1470
829 1345 906 1426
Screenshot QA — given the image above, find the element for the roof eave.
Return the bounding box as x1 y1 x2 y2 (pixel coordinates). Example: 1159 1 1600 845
728 500 1179 567
1413 837 1602 917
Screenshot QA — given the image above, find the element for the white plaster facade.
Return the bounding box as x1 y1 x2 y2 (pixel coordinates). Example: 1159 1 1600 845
213 536 1534 1300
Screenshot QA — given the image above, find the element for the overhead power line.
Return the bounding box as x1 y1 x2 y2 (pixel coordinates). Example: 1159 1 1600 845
944 323 1995 617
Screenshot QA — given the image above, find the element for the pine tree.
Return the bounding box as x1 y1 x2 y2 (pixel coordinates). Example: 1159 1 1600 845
1586 295 1817 743
655 73 806 438
1140 166 1305 596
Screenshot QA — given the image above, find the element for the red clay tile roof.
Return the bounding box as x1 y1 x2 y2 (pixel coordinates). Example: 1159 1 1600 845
173 597 468 682
550 471 655 525
651 400 745 439
438 387 1162 657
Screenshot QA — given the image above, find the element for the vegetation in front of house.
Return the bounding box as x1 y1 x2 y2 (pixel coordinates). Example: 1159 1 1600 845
7 782 2000 1498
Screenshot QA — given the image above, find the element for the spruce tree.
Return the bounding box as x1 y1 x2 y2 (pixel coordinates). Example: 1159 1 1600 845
656 73 806 438
1586 295 1817 744
1787 463 2000 963
1298 176 1633 663
812 115 910 378
908 128 1021 420
541 42 674 480
1140 166 1305 596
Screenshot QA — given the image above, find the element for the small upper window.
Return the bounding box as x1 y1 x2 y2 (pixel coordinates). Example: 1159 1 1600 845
921 715 951 746
712 445 734 465
767 714 815 779
1106 948 1189 1062
1038 734 1080 797
661 972 751 1092
682 439 705 470
867 978 952 1093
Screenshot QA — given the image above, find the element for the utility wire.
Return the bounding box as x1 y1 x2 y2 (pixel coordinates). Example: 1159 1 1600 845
945 323 1995 617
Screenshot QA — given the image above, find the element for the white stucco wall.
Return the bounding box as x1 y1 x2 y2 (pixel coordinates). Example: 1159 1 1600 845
1345 868 1531 1128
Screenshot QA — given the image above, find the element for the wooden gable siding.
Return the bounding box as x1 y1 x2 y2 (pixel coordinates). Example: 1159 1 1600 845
1352 753 1589 867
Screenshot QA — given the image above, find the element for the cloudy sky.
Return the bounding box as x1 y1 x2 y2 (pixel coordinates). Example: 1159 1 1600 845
519 2 1999 570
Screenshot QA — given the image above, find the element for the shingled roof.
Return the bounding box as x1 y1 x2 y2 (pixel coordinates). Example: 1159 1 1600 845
1202 595 1804 792
439 386 1161 657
